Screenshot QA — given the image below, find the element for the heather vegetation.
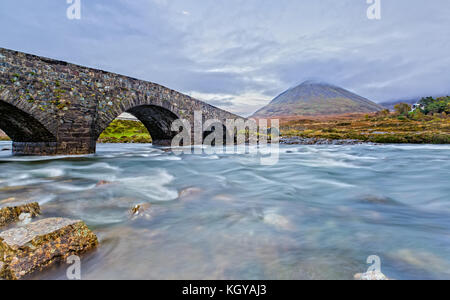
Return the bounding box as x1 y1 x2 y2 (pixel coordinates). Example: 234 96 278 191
281 106 450 144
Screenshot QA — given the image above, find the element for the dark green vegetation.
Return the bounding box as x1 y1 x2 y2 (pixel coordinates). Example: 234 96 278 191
252 81 384 117
417 96 450 115
98 120 152 143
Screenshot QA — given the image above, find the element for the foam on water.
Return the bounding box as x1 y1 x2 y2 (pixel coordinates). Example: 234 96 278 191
118 170 179 201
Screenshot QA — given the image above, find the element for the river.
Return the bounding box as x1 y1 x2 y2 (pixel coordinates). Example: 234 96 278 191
0 141 449 280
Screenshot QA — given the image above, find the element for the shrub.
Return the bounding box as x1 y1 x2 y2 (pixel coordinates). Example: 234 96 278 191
394 103 412 116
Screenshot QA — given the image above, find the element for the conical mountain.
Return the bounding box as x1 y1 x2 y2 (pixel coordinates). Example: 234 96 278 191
252 81 384 117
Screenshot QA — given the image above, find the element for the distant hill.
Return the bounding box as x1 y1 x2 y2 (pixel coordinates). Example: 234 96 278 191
252 81 384 117
378 99 419 110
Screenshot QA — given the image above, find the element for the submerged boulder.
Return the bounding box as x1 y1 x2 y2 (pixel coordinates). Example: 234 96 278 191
95 180 116 187
0 202 40 228
0 218 98 280
178 187 203 201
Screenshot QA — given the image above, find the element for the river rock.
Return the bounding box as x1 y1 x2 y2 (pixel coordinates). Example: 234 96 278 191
0 218 98 280
96 180 113 187
263 211 294 231
130 203 152 220
280 136 372 145
0 202 40 228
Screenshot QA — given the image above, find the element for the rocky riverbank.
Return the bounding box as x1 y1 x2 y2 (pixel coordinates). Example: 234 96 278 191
280 136 377 145
0 201 98 280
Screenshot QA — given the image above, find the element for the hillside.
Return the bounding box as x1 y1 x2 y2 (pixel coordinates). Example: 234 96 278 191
0 129 9 141
379 99 419 110
252 81 384 117
280 112 450 144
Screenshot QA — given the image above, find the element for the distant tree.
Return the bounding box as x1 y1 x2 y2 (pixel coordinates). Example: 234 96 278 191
419 96 435 107
394 103 411 116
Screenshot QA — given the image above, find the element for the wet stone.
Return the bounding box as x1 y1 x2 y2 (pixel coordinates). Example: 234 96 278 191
129 203 152 220
179 187 203 201
96 180 112 187
0 202 40 228
0 218 98 280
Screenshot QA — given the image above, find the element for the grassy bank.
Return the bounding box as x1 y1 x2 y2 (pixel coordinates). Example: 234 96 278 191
0 121 152 143
280 113 450 144
98 120 152 143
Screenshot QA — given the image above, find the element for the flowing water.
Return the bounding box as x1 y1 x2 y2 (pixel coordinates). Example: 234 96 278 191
0 141 449 280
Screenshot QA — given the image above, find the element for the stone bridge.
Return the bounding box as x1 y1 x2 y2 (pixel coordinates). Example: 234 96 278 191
0 48 242 155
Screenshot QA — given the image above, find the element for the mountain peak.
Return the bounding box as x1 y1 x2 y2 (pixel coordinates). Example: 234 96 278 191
252 82 384 117
299 80 331 86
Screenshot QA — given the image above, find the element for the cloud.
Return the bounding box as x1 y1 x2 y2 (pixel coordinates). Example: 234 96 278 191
0 0 449 116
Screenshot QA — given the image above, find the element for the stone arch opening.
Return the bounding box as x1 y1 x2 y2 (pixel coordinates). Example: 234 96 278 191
97 117 152 144
97 105 181 146
0 100 57 143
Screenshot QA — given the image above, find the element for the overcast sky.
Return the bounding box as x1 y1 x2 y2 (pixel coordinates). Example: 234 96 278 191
1 0 449 116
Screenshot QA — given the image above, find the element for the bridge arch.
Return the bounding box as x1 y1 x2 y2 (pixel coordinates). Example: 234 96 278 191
94 91 185 146
0 100 56 142
0 100 58 155
96 104 181 146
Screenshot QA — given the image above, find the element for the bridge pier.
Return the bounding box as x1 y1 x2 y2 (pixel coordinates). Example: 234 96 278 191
151 139 174 147
12 141 96 156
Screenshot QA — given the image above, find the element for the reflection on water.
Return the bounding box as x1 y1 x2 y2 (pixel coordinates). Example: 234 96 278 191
0 141 449 280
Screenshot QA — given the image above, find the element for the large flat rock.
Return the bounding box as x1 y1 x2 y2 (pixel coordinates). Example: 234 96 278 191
0 202 40 228
0 217 98 280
